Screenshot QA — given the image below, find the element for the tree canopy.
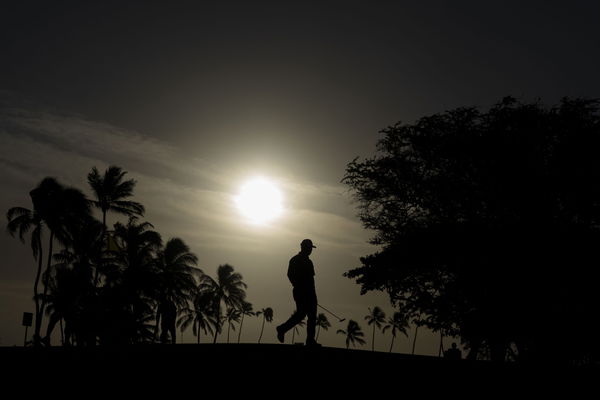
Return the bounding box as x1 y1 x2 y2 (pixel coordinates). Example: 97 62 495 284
343 97 600 363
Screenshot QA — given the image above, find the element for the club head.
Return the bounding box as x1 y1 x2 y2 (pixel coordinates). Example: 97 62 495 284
339 318 346 322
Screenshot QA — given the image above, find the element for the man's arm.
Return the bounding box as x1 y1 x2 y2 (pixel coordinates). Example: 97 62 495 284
287 257 299 286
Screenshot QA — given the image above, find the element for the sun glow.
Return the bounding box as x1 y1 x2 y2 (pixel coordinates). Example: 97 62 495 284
235 177 283 225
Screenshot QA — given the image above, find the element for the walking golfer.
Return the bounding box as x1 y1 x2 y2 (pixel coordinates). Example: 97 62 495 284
276 239 321 347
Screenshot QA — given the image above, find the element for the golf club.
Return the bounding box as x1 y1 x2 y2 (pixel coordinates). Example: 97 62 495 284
317 303 346 322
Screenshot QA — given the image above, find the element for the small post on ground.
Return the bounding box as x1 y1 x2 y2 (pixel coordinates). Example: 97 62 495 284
22 312 33 347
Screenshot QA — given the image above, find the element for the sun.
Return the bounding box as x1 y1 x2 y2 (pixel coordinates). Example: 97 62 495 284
235 177 283 225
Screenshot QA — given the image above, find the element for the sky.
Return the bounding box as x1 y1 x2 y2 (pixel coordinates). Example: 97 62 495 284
1 1 600 352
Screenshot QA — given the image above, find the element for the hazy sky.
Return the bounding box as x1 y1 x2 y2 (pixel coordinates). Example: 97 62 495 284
1 1 599 351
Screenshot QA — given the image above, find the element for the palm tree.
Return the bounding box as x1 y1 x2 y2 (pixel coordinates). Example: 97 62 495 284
43 216 104 345
87 165 145 230
256 307 273 343
24 177 91 344
178 288 218 344
7 205 43 344
411 318 423 355
197 264 247 344
225 307 241 343
382 312 410 353
316 313 331 341
291 320 305 344
365 306 386 351
153 238 202 340
104 216 162 344
336 320 366 349
87 166 144 285
237 301 254 344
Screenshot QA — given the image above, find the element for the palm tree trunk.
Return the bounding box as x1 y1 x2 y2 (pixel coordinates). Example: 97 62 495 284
316 326 321 341
32 237 43 346
154 309 161 342
36 231 54 344
227 322 231 343
258 316 265 343
389 334 395 353
60 318 64 346
372 325 376 351
237 314 244 344
438 332 444 357
95 210 107 287
412 325 419 355
213 323 219 344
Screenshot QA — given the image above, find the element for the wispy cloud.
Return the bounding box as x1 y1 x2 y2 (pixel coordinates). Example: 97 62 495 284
0 102 375 257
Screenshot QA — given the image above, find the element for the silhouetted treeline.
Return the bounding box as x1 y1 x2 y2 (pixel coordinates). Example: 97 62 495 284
343 97 600 364
7 166 267 346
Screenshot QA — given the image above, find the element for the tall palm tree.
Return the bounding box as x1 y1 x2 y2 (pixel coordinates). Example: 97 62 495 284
104 217 162 344
153 238 202 339
365 306 386 352
178 288 218 344
87 166 144 285
27 177 90 344
225 307 241 343
336 320 366 349
411 318 423 355
256 307 273 343
291 320 305 344
382 312 410 353
237 301 254 344
43 216 104 345
197 264 247 344
316 313 331 341
7 206 43 344
87 165 145 230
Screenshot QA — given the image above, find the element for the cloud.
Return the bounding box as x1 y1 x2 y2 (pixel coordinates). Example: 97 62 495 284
0 101 375 257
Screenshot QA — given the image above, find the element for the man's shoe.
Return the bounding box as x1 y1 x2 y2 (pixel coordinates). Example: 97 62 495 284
276 325 285 343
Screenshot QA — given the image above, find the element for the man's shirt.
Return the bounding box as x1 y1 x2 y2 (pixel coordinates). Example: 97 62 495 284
287 252 315 289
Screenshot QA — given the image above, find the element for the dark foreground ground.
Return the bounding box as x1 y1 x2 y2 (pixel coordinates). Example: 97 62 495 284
1 344 596 395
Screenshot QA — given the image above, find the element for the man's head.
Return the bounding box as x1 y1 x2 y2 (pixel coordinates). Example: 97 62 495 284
300 238 316 255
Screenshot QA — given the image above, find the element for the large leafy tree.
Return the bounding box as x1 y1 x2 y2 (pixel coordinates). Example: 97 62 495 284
343 97 600 363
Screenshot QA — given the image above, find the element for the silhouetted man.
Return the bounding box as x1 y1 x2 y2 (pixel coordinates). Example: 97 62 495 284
444 342 462 360
158 298 177 344
276 239 321 347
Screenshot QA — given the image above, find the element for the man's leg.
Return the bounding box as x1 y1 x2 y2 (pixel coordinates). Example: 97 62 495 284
305 300 318 345
276 288 308 343
277 308 307 336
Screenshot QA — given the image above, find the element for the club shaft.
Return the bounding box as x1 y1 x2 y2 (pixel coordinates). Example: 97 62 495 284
317 303 343 321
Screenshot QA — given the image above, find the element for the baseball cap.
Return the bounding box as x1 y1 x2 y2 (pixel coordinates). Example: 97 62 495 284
301 239 316 248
